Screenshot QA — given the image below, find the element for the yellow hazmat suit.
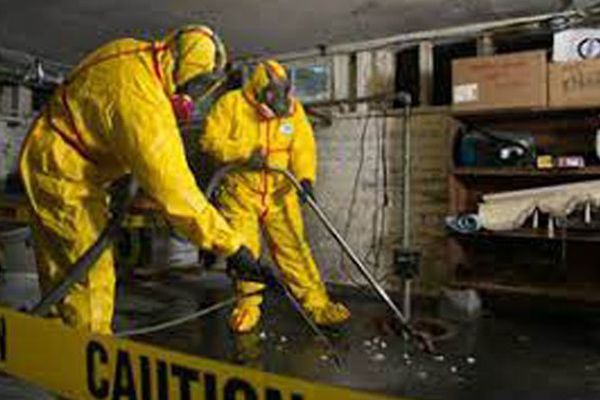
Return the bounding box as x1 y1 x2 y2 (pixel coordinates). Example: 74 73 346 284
201 60 350 332
19 26 242 334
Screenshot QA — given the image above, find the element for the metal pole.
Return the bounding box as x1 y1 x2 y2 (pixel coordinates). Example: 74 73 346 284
273 168 411 326
403 280 412 322
402 105 411 249
279 284 343 369
401 105 413 321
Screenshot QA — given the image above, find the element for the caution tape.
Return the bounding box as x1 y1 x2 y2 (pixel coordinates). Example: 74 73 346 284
0 307 404 400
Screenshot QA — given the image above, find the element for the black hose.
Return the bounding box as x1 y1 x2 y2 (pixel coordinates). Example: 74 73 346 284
30 175 139 316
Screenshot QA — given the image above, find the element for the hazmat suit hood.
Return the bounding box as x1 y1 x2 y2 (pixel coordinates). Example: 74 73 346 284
243 59 294 118
158 25 227 97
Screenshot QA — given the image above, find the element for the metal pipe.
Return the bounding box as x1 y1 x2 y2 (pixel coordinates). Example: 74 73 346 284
0 46 67 86
585 201 592 224
304 91 412 109
403 280 412 322
401 105 413 321
0 46 70 71
402 104 412 249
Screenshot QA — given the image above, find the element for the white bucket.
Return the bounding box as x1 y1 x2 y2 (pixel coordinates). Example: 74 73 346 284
0 225 36 273
0 272 40 309
167 236 198 267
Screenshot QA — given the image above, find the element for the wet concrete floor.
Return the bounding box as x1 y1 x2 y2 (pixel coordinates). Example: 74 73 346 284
115 271 600 400
1 270 599 399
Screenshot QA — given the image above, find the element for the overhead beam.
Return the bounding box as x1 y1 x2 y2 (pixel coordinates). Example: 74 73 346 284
276 9 588 61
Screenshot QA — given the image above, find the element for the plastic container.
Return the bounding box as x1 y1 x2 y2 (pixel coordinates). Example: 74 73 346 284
0 225 36 273
439 288 482 322
167 235 198 267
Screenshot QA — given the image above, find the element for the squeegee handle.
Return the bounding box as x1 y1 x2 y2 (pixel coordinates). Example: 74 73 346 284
205 163 433 351
273 167 434 352
270 168 409 323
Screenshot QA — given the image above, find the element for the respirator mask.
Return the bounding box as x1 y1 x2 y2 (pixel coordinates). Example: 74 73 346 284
255 63 293 119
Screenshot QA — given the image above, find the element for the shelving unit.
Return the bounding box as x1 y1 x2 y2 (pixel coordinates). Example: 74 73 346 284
452 105 600 119
452 228 600 242
448 105 600 303
450 280 600 305
453 166 600 177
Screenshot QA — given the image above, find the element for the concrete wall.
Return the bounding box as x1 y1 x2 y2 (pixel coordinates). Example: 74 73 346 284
307 110 453 293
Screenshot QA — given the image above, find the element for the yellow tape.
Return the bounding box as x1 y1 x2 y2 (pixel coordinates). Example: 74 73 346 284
0 307 403 400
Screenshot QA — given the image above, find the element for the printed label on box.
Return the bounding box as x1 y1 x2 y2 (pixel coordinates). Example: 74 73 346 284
554 29 600 62
453 83 479 104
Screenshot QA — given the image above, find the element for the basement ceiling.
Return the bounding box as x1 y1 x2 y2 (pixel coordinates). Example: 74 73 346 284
0 0 595 63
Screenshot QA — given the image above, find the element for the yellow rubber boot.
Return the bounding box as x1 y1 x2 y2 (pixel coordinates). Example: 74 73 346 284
230 304 262 333
308 302 351 326
230 280 264 333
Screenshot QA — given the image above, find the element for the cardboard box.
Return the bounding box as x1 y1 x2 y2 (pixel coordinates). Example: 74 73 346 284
549 59 600 108
452 51 548 111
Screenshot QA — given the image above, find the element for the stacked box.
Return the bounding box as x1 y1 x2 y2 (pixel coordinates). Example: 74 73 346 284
452 51 548 110
549 58 600 108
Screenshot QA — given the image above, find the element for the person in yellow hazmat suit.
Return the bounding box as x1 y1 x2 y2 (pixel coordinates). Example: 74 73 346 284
200 60 351 333
19 25 262 334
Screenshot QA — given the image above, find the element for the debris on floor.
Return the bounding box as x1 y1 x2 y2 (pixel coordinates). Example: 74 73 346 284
66 272 600 400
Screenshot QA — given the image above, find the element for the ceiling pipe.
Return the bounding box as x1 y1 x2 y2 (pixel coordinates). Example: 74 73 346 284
0 46 69 87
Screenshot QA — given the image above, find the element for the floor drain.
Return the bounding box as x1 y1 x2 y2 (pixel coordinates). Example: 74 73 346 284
412 317 456 342
374 315 457 343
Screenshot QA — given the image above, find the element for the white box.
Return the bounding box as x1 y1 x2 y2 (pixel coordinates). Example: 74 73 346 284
553 28 600 62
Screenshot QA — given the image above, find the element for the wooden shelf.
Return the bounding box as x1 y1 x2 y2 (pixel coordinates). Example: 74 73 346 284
448 105 600 302
452 105 600 120
451 280 600 304
453 166 600 177
453 228 600 243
